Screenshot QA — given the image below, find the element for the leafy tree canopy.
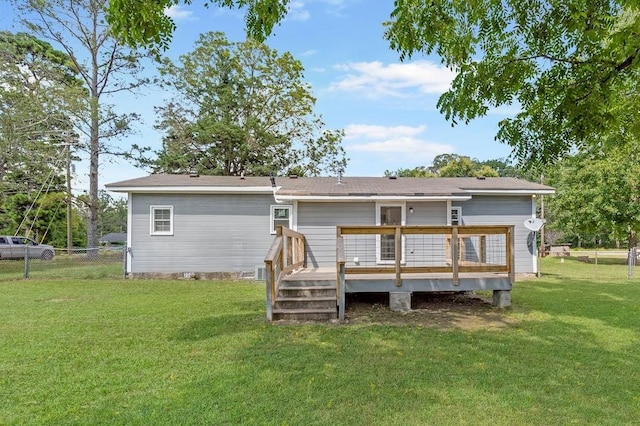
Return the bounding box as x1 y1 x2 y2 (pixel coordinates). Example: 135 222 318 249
545 143 640 248
147 32 346 176
385 1 640 165
107 0 289 49
106 1 640 167
385 154 510 177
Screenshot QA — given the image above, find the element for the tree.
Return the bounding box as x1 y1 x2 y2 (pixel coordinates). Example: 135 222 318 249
107 0 289 48
384 166 434 177
97 191 127 236
0 32 86 244
545 145 640 249
384 1 640 165
14 0 152 249
148 32 346 176
106 2 640 168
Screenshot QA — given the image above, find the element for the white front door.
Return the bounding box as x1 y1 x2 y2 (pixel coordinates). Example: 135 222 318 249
376 203 405 263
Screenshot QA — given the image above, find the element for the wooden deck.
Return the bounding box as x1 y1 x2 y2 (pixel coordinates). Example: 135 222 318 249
266 225 515 322
284 267 511 292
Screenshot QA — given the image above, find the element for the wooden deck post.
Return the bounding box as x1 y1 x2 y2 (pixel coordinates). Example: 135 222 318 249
265 259 273 321
508 226 515 283
395 226 402 287
452 226 459 286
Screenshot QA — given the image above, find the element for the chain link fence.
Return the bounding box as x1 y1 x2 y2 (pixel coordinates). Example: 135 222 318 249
0 246 126 280
545 247 639 279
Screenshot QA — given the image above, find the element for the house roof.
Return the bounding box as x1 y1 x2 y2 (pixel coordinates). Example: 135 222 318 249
105 174 555 199
99 232 127 243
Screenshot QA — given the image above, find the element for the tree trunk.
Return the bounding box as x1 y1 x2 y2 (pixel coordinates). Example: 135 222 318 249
87 13 99 254
87 96 99 253
628 231 637 250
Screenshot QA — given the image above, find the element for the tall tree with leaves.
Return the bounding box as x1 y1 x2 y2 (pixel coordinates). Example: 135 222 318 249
150 32 346 176
13 0 152 249
385 1 640 165
0 32 85 241
107 2 640 168
546 144 640 249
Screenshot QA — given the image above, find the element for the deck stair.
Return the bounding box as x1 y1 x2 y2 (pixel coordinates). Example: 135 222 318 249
272 277 337 321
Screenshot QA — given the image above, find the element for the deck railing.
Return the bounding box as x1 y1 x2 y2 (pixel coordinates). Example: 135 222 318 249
336 225 515 286
264 227 306 320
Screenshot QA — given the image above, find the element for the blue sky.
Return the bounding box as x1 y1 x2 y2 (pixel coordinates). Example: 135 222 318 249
1 0 517 191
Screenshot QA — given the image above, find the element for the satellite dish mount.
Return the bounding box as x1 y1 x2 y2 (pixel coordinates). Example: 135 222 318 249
524 218 545 232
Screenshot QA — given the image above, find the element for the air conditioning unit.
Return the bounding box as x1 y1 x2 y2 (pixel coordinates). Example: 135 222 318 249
255 266 267 281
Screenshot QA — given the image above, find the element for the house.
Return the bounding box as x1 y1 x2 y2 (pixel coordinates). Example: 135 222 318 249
106 174 554 320
99 232 127 245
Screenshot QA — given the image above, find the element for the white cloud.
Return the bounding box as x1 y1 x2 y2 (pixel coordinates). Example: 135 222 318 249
289 1 311 21
301 49 318 57
344 124 454 162
345 124 427 140
331 60 456 97
165 5 194 20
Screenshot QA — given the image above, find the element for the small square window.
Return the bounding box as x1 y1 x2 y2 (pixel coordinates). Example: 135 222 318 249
151 206 173 235
270 205 292 234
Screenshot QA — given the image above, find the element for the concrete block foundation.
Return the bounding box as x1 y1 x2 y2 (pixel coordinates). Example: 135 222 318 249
390 292 412 312
492 290 511 308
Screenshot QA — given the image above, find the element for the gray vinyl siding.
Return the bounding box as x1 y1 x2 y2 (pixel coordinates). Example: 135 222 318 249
454 195 535 273
130 193 274 273
298 201 448 268
298 202 375 267
405 202 448 266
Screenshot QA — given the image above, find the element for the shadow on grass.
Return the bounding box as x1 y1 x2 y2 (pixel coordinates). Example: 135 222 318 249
141 314 640 425
173 312 264 341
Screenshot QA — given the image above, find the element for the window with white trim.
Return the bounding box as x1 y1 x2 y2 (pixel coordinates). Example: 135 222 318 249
150 206 173 235
451 207 462 225
270 205 292 234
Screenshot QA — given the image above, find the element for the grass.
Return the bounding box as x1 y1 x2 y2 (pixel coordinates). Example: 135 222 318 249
0 255 123 280
1 258 639 425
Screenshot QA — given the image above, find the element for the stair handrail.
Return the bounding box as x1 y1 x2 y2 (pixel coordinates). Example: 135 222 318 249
264 226 306 321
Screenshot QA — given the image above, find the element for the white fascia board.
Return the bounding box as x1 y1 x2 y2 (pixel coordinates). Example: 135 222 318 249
464 189 555 195
273 195 472 202
106 186 276 194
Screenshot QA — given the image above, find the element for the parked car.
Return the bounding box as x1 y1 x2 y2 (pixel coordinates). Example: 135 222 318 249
0 236 55 260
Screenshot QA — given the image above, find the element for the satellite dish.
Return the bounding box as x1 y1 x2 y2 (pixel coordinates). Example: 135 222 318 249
524 218 546 232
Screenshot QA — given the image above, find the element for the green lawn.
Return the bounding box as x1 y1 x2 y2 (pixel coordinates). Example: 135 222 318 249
1 258 639 425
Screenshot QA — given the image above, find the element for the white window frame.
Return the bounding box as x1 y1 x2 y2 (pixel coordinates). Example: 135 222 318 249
451 206 462 226
375 202 406 264
150 205 174 236
270 205 293 235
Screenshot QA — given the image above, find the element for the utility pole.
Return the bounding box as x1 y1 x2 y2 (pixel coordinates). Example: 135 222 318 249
66 141 73 255
539 173 545 257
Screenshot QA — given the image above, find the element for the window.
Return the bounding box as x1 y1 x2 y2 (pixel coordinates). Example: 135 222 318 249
451 207 462 225
150 206 173 235
270 205 292 234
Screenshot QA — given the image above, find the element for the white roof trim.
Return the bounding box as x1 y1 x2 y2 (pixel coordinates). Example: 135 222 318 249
106 186 276 194
464 189 555 195
273 195 473 202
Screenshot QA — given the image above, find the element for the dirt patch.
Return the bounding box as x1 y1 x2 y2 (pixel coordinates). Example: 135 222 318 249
345 292 518 331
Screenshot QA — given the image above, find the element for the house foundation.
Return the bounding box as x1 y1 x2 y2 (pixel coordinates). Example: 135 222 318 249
492 290 511 308
390 292 412 312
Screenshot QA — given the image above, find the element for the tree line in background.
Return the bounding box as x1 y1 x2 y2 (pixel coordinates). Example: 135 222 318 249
2 0 638 250
1 1 346 248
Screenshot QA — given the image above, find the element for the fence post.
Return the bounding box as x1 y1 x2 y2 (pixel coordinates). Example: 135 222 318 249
628 247 635 280
123 245 128 279
24 244 29 279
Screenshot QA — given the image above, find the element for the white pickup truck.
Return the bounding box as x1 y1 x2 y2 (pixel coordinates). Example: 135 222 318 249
0 236 55 260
